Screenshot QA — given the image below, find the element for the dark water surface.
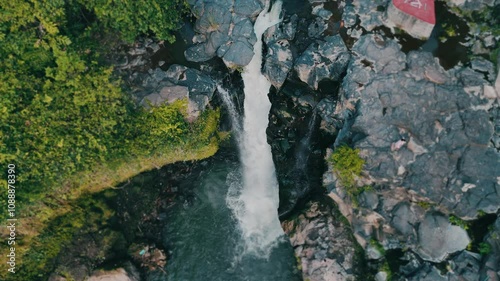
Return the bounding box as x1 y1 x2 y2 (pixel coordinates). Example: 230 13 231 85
148 149 301 281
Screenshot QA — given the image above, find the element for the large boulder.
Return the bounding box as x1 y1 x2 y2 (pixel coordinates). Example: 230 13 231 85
185 0 266 68
139 65 216 122
324 33 499 274
294 35 351 90
416 213 470 262
283 201 359 281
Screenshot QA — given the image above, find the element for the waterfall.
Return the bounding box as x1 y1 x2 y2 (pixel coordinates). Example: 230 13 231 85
217 85 242 141
226 0 284 257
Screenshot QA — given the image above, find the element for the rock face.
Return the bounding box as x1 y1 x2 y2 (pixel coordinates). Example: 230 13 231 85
185 0 262 68
283 201 359 281
322 33 499 277
294 35 351 90
139 65 216 121
340 34 500 220
262 15 297 89
416 213 470 262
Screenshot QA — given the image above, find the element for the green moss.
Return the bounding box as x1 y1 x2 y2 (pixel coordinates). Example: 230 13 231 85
479 242 492 255
329 145 365 191
449 215 470 230
380 261 393 281
370 239 386 256
415 201 434 210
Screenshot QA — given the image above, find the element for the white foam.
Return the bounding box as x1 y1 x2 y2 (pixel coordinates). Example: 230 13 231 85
226 0 284 257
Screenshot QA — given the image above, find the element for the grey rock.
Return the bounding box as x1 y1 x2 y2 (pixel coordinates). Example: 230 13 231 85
312 5 332 20
342 5 358 28
417 213 470 262
185 0 265 67
294 35 350 89
353 0 388 31
222 40 254 68
307 17 328 38
234 0 263 17
351 34 406 74
358 190 379 210
263 39 293 88
375 271 388 281
194 3 232 34
284 201 358 281
448 251 482 281
263 14 298 44
471 57 496 82
184 43 216 62
232 18 257 46
408 264 447 281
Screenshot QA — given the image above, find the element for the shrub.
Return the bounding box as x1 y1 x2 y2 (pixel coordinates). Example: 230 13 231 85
329 145 365 190
479 242 492 255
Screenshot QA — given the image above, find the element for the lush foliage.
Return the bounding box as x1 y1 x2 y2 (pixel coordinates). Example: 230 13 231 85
0 0 191 214
0 1 218 278
329 145 365 190
81 0 188 43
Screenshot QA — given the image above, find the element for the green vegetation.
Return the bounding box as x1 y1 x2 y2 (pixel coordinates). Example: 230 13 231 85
380 260 393 281
479 242 492 255
0 0 222 279
415 201 435 210
449 215 470 230
369 239 386 256
329 145 365 192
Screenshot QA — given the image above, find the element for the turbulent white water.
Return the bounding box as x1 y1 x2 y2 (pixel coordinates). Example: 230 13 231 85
226 1 284 257
217 85 242 140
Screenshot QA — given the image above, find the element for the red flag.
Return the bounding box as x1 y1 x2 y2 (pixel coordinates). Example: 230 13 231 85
392 0 436 24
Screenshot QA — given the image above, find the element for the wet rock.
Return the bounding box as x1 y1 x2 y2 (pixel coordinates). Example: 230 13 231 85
185 0 264 68
294 35 350 89
139 65 216 121
222 40 255 69
263 14 298 45
353 0 388 31
284 201 359 281
263 39 293 88
234 0 262 17
417 213 470 262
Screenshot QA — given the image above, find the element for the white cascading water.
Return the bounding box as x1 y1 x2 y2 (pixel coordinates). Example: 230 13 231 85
226 1 284 257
